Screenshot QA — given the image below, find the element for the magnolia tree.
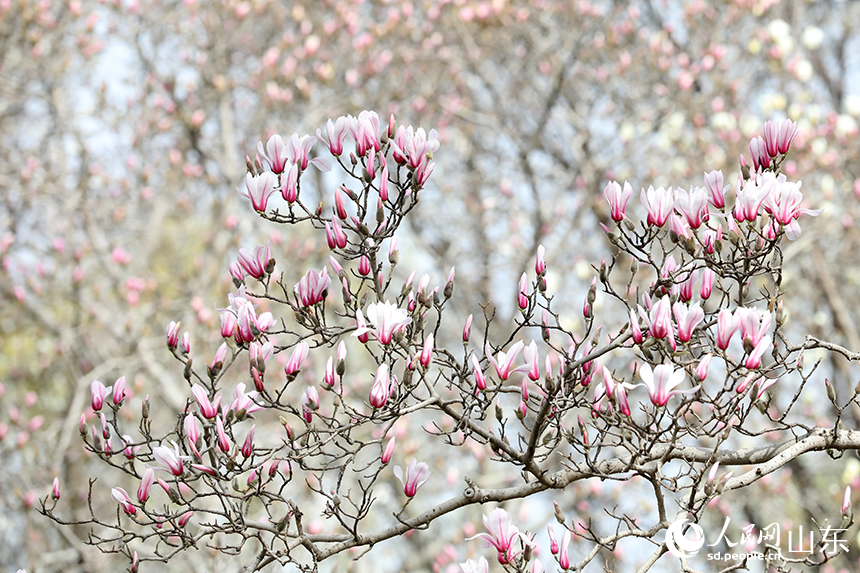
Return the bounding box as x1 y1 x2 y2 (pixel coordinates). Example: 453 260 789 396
37 112 860 573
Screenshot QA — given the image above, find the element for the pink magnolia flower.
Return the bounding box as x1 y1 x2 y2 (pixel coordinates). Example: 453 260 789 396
284 342 309 376
559 529 571 569
716 309 740 350
762 118 798 156
745 336 772 369
459 556 489 573
638 363 700 407
295 268 331 307
702 223 722 254
248 341 273 372
112 376 127 406
629 308 644 344
350 111 382 156
640 185 675 227
843 486 852 516
754 376 777 399
639 295 673 339
215 415 230 452
696 354 712 381
704 169 728 209
420 334 434 368
604 180 633 222
284 132 330 172
535 244 546 275
393 458 431 497
236 242 271 279
485 341 528 381
369 363 391 408
517 272 529 310
256 134 290 174
592 365 633 416
678 269 699 302
241 425 255 458
137 467 155 503
90 380 112 412
548 525 559 554
522 341 540 381
748 136 771 170
471 354 488 391
281 163 299 203
184 414 200 459
152 441 185 476
674 186 709 229
762 174 821 239
237 172 277 212
737 307 771 348
353 301 412 345
166 321 181 348
52 477 60 500
191 384 222 419
390 125 440 169
229 383 263 417
463 314 473 342
733 175 772 222
381 436 396 464
111 487 137 516
467 508 533 565
701 267 716 299
672 301 704 343
316 116 351 156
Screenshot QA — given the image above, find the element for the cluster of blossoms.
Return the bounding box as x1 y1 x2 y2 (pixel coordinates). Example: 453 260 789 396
44 113 848 573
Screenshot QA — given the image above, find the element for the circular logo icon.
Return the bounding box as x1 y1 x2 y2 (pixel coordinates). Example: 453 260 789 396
665 518 705 558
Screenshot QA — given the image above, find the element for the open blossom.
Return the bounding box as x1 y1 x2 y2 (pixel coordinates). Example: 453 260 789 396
486 341 528 381
353 301 412 345
295 268 331 307
153 441 186 476
256 134 290 174
638 363 700 407
639 295 673 339
316 116 350 156
111 487 137 516
236 242 271 279
467 508 533 565
191 384 222 419
674 186 709 228
592 365 633 416
762 173 821 239
350 111 382 156
640 185 674 227
283 132 330 172
460 556 489 573
237 172 276 212
604 180 633 222
393 458 431 497
230 383 263 417
391 125 440 169
733 175 772 222
672 301 704 342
